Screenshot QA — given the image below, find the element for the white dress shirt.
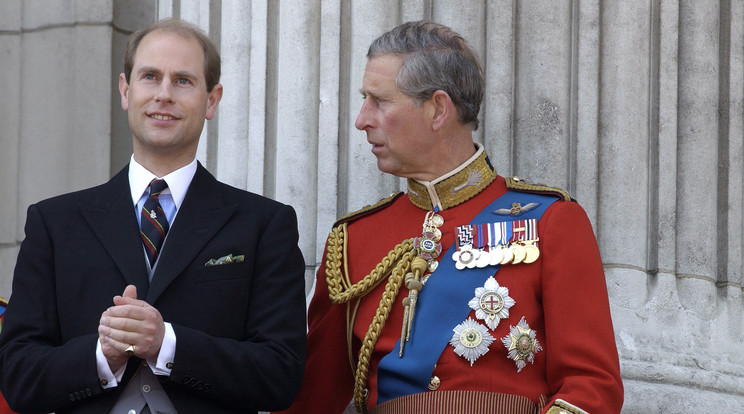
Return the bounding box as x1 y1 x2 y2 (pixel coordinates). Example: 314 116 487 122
96 155 197 389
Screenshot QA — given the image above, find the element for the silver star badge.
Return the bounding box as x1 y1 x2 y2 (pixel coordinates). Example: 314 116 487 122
468 276 515 330
449 317 495 366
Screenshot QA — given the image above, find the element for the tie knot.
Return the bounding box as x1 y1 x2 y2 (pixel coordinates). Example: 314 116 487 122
149 179 168 196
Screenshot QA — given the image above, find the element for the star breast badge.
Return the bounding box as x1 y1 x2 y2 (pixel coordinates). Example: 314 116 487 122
468 276 515 330
501 316 542 372
449 317 496 366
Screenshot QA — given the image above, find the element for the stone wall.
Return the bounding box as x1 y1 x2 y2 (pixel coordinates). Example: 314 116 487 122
1 0 742 411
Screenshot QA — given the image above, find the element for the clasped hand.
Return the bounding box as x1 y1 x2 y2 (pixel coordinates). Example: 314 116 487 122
98 285 165 372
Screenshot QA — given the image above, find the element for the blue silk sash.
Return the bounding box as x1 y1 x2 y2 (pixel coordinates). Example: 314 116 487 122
376 191 559 403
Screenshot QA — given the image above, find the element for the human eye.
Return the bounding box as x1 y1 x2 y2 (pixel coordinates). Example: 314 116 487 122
362 93 381 105
176 77 192 85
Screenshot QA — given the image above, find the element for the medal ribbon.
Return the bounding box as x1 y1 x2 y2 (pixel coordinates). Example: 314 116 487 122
487 222 500 251
511 219 525 243
376 191 560 404
501 221 512 247
476 224 485 250
526 218 538 241
456 225 474 250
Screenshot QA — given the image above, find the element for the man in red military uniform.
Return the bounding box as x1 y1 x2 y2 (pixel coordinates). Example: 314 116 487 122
0 296 17 414
280 21 623 413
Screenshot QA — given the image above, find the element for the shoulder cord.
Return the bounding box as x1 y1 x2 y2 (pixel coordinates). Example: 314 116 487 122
325 223 423 413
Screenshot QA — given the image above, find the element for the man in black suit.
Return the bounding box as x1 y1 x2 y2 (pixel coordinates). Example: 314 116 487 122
0 18 306 414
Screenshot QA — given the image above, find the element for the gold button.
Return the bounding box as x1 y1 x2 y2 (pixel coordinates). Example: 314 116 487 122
428 375 440 391
166 362 173 369
100 379 108 386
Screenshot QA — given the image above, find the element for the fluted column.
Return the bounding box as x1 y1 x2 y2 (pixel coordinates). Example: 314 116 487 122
1 1 743 411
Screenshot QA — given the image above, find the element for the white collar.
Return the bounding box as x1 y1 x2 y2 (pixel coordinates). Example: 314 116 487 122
128 155 197 209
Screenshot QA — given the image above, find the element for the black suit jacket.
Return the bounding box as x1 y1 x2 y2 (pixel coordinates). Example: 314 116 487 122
0 163 306 413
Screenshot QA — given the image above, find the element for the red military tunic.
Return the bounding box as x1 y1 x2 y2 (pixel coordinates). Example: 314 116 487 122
0 296 17 414
280 148 623 413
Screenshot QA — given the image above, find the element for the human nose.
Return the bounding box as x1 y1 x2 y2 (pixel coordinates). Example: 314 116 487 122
355 99 371 130
154 81 174 103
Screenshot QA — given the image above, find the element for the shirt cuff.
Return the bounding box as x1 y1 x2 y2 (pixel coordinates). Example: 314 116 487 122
147 322 176 376
96 339 125 389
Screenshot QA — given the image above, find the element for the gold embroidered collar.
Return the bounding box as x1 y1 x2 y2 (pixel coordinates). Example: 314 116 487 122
407 143 497 211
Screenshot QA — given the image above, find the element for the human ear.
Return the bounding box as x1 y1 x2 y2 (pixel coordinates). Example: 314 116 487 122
118 73 129 111
205 84 223 120
430 90 453 131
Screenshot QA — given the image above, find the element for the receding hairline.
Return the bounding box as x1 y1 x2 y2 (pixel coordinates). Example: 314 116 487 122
125 18 221 92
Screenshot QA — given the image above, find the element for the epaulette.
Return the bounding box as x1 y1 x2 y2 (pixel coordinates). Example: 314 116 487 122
505 176 573 202
333 192 404 228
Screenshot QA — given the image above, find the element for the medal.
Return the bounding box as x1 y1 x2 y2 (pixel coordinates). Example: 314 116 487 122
415 210 445 260
452 244 478 270
452 225 478 269
497 222 513 264
499 244 514 264
489 247 504 266
510 221 526 264
512 219 540 264
522 219 540 263
449 317 495 366
414 231 442 260
470 223 489 268
486 222 507 266
475 244 490 268
511 243 526 264
523 240 540 263
430 213 444 227
501 316 542 372
454 223 506 269
485 223 502 266
468 276 515 330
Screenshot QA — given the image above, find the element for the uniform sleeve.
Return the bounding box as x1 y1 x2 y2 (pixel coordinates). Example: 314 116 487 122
539 201 624 413
275 242 356 414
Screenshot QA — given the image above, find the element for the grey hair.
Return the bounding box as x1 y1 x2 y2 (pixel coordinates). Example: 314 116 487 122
367 20 484 130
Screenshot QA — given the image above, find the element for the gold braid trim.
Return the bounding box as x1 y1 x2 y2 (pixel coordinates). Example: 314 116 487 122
352 251 424 413
325 222 429 413
333 192 403 228
505 176 572 202
326 223 415 304
354 251 426 413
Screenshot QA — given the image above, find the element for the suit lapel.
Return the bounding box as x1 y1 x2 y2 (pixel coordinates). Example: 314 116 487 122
82 166 151 296
146 164 237 303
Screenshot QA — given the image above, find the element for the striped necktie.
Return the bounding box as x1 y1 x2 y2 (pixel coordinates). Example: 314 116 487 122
140 179 170 267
